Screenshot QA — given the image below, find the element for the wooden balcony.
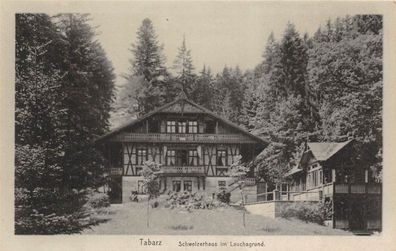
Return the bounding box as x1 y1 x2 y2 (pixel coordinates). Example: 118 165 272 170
159 166 206 176
109 132 257 143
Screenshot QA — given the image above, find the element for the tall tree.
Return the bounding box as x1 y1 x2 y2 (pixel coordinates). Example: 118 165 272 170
15 13 110 234
55 13 115 189
190 65 214 109
124 18 174 115
172 36 196 95
128 18 167 82
271 22 308 98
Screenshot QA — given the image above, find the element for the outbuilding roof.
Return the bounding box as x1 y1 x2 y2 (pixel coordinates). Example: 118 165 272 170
285 139 354 177
307 140 353 161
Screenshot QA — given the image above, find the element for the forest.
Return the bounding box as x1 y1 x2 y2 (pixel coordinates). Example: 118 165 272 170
115 15 382 185
15 13 382 234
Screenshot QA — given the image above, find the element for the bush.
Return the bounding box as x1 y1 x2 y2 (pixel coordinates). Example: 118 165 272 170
279 202 326 225
216 191 231 204
15 188 91 234
164 191 228 211
85 190 110 209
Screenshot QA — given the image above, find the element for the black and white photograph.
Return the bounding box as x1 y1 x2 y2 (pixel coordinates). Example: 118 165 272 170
1 1 395 249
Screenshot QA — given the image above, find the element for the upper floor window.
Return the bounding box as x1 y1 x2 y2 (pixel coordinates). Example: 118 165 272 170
178 121 187 134
188 149 199 166
136 149 147 165
166 121 176 133
166 150 176 166
216 150 227 166
188 121 198 134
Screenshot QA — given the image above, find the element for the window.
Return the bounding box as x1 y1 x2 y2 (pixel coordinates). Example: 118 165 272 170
188 150 198 166
183 180 192 192
178 121 187 134
313 171 318 187
167 121 176 133
217 150 227 166
188 121 198 134
166 150 176 166
319 170 323 185
218 180 226 190
136 149 147 165
172 181 181 192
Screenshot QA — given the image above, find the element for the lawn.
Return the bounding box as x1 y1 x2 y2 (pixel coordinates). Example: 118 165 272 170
82 197 350 235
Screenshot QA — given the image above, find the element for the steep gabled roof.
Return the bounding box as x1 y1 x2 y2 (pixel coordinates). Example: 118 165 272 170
95 95 268 145
307 140 353 161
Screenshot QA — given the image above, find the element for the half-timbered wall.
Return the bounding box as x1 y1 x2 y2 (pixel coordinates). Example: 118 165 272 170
122 143 246 177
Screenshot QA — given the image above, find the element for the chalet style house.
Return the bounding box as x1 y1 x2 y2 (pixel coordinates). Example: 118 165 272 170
96 93 267 203
285 140 382 230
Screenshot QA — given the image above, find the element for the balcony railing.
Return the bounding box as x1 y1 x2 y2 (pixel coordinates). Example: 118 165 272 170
250 182 382 204
333 182 381 195
159 166 206 176
110 132 257 143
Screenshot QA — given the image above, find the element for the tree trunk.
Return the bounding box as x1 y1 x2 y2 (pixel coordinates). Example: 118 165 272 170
241 189 246 228
147 196 150 228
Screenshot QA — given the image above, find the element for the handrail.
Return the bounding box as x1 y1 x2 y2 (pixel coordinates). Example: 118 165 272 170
111 132 257 143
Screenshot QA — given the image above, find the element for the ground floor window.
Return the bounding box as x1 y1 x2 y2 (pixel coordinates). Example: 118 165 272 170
218 180 226 190
172 180 181 192
184 180 192 192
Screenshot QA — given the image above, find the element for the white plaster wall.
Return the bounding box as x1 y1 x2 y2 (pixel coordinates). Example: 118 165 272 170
205 177 233 194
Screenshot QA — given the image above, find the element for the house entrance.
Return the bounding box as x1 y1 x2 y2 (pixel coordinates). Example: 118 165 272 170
349 199 366 230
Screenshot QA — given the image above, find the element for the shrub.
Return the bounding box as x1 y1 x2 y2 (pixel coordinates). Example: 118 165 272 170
85 190 110 209
15 187 91 234
279 202 326 225
165 191 228 211
216 191 231 204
